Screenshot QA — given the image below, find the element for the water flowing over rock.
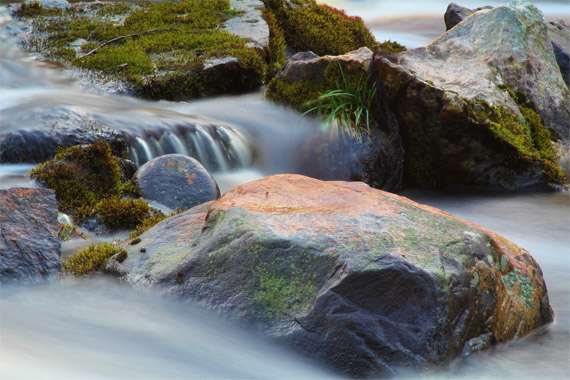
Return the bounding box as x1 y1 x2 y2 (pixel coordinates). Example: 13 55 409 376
108 174 553 378
135 154 220 211
0 188 60 283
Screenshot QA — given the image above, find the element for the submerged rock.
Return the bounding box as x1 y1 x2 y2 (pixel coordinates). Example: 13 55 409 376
0 188 61 283
109 174 553 378
135 154 220 211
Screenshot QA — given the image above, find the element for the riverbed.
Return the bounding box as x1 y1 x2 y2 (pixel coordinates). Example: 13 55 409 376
1 0 569 378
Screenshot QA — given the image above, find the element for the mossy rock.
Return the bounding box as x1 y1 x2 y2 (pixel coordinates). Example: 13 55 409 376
108 174 553 377
15 0 267 100
261 0 378 56
28 140 157 232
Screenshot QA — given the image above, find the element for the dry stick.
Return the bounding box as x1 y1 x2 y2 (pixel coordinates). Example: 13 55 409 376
80 27 180 58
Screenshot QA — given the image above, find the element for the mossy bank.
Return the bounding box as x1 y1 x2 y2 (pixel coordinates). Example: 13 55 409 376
14 0 267 100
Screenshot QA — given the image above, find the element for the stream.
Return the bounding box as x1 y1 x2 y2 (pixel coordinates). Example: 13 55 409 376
1 0 569 378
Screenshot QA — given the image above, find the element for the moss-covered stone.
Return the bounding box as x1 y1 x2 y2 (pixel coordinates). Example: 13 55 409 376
15 0 266 100
62 242 121 277
94 197 151 230
262 0 377 56
28 140 163 232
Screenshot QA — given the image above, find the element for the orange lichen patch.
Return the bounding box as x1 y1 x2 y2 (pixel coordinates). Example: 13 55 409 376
168 162 175 167
186 173 197 184
210 174 398 217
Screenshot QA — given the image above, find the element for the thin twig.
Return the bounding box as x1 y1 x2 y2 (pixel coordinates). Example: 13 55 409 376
80 27 179 58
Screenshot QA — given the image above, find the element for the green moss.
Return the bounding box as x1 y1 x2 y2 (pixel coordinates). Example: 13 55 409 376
262 0 377 56
266 78 328 111
13 1 63 18
254 272 316 320
19 0 266 100
261 6 287 77
58 222 85 241
62 242 120 277
29 140 122 216
94 197 151 230
378 40 407 55
129 209 182 239
468 91 567 185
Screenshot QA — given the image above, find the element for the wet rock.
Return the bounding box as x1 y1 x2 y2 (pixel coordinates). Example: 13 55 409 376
29 0 69 9
444 3 570 88
294 126 403 191
376 57 563 190
110 174 553 378
403 1 569 141
223 0 269 49
0 107 125 163
0 188 61 283
135 154 220 211
274 47 404 191
444 3 493 30
548 20 570 87
277 47 373 83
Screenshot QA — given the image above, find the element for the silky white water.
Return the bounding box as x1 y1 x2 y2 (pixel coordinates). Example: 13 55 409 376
1 1 569 378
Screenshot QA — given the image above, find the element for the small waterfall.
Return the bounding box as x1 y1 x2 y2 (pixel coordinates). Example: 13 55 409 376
123 122 252 171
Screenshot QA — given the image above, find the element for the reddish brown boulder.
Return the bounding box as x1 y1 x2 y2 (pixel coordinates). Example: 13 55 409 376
110 174 553 377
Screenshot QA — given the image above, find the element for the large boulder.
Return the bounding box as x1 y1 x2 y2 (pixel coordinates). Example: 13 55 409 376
443 2 570 88
109 174 553 378
0 188 61 283
377 0 569 189
135 154 220 210
403 1 569 141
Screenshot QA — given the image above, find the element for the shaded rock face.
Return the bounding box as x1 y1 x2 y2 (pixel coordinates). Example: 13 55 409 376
404 1 570 141
110 174 553 378
444 2 570 88
135 154 220 210
293 125 403 191
276 47 404 191
0 188 61 283
376 57 557 190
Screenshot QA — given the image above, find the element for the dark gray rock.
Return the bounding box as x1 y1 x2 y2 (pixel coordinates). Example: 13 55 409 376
444 3 493 30
548 20 570 87
0 188 61 283
135 154 220 210
0 106 125 163
109 174 552 378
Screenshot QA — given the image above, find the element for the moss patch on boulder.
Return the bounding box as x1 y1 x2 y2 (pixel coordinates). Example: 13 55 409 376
16 0 267 100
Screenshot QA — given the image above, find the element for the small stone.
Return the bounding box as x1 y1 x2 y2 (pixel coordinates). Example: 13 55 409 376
135 154 220 210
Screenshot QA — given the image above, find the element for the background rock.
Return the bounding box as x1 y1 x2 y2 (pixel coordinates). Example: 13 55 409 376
109 174 553 378
402 1 569 141
443 2 570 88
135 154 220 210
0 188 61 283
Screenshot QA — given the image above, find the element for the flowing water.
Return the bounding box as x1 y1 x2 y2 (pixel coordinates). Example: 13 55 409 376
1 0 569 378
